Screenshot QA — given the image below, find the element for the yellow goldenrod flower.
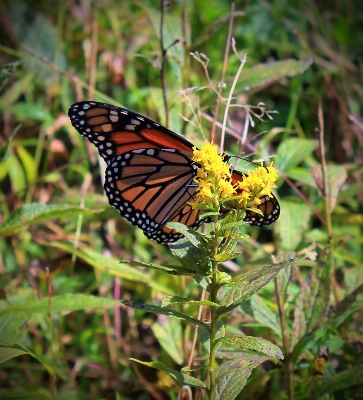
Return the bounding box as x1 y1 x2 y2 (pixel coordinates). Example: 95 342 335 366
190 142 235 212
190 142 278 218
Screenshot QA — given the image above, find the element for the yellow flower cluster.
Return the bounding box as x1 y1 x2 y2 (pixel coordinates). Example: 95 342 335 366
236 164 278 209
191 142 235 210
190 142 278 213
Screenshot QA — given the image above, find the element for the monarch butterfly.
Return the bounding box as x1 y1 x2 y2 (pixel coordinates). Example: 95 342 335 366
68 101 280 244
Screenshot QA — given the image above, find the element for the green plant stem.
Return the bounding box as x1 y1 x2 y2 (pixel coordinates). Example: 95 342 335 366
209 284 217 400
208 217 220 400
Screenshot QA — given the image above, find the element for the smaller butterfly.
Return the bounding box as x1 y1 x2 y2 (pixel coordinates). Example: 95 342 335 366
68 101 280 243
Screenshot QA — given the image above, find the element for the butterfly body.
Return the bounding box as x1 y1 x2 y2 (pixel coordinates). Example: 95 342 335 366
68 101 279 243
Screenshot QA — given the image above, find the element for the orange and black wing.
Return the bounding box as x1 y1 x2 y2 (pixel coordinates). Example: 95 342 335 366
232 170 280 226
68 101 279 244
68 101 194 162
104 147 208 243
146 203 207 244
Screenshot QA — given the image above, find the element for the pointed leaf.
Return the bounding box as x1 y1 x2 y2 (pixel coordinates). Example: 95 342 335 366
218 258 302 316
0 294 120 315
221 335 284 359
214 355 269 400
238 58 313 91
276 200 312 251
166 222 208 249
168 232 211 275
152 317 183 365
162 295 218 308
130 359 206 389
305 258 331 333
121 300 210 331
312 164 347 212
250 294 281 337
0 346 28 364
120 260 196 275
276 138 318 173
0 203 94 237
50 242 171 294
318 365 363 395
291 281 308 350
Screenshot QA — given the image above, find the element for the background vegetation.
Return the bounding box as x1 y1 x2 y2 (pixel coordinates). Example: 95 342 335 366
0 0 362 399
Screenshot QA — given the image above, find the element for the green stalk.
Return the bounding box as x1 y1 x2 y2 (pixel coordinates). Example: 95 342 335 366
208 216 220 400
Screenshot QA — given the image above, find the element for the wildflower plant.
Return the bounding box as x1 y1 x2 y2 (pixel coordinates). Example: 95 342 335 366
122 142 300 400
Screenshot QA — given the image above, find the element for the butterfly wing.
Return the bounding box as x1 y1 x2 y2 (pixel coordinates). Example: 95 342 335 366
231 170 280 226
104 147 207 243
146 204 207 244
68 101 194 162
68 101 279 244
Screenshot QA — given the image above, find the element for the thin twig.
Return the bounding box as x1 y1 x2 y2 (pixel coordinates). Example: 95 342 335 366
318 103 332 237
89 10 98 100
211 2 235 142
220 40 247 152
160 0 169 126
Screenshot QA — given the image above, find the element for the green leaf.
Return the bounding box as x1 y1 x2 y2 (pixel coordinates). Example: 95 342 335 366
121 300 210 331
0 294 120 315
292 258 332 357
276 138 318 173
237 58 313 91
49 242 168 292
220 335 284 360
0 203 95 237
214 355 269 400
120 260 196 276
16 145 37 183
250 294 281 337
311 164 348 212
318 365 363 395
10 102 53 123
166 222 209 249
218 219 249 232
168 232 211 275
329 284 363 329
152 317 184 365
193 275 213 292
198 321 225 354
3 152 26 192
162 295 219 308
130 359 206 389
0 345 28 364
291 281 308 350
305 259 331 333
0 289 37 345
276 200 312 251
0 311 31 346
218 258 302 316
